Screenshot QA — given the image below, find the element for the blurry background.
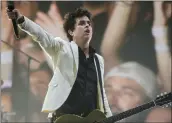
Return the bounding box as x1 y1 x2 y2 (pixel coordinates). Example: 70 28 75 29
1 1 171 122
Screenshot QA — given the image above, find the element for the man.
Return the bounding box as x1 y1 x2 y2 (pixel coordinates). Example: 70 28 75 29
7 7 112 122
104 62 160 122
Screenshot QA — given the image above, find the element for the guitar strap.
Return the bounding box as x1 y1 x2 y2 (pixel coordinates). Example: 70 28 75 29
94 55 107 114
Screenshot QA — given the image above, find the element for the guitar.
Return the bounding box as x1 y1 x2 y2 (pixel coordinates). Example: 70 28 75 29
54 92 172 123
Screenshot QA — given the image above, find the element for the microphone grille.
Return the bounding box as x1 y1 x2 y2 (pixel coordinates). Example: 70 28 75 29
7 1 15 10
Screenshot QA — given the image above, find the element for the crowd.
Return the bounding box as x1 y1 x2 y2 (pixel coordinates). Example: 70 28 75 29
1 1 171 122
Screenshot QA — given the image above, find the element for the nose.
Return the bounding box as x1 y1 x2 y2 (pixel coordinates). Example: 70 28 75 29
112 90 121 104
85 24 89 28
85 22 90 28
112 94 118 104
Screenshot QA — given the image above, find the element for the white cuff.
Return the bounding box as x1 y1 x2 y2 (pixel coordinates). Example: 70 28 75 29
152 26 168 38
154 42 169 53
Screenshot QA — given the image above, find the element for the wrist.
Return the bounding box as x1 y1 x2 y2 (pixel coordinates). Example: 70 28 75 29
153 19 167 26
154 42 170 53
152 26 168 39
17 15 25 24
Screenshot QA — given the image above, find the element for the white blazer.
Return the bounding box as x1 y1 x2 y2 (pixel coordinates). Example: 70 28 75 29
18 17 112 117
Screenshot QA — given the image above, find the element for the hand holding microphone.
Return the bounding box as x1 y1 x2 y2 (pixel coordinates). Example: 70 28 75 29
6 1 23 39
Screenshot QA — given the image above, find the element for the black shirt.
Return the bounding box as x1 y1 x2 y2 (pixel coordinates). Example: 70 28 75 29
57 46 98 117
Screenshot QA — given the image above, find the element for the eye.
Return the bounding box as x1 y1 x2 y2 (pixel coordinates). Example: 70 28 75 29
79 21 85 25
87 21 91 26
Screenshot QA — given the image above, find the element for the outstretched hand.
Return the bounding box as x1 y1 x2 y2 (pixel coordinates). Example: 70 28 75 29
35 2 67 40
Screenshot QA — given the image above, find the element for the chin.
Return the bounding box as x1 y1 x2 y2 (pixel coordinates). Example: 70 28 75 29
85 35 92 41
83 38 90 44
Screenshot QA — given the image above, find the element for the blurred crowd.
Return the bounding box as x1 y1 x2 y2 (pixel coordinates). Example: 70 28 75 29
1 1 171 122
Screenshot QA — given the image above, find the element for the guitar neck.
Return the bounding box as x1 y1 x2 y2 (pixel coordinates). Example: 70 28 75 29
103 101 155 123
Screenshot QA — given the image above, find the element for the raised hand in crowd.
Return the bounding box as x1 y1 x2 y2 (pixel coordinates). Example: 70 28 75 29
101 1 134 74
7 8 23 22
152 1 172 92
35 2 67 40
101 1 171 122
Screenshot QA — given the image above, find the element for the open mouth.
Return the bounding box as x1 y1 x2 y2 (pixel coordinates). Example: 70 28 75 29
85 29 90 33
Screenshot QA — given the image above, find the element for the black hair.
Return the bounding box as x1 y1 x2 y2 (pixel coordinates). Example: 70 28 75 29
63 7 92 41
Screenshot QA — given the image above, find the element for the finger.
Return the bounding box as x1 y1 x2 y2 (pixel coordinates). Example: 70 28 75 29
48 2 63 23
7 12 16 19
13 9 20 18
36 11 52 25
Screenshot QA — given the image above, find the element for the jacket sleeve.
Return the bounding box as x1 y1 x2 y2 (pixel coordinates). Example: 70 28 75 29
18 16 67 70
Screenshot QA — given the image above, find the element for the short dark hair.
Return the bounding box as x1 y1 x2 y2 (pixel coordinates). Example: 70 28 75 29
63 7 92 41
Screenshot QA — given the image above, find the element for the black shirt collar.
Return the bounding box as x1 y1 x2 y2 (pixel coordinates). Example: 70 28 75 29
89 46 96 54
78 46 96 55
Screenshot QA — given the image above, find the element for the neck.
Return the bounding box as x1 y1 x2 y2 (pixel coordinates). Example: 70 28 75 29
83 47 89 57
74 39 90 56
80 44 90 57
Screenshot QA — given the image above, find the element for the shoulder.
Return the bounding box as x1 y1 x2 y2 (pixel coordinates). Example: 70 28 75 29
53 37 72 48
54 37 69 44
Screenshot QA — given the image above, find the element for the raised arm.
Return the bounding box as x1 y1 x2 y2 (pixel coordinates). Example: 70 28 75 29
152 1 171 92
34 2 68 40
7 9 66 70
18 16 55 46
101 2 134 74
7 9 65 53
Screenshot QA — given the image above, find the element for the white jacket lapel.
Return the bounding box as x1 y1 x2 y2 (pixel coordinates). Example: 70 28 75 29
70 41 79 77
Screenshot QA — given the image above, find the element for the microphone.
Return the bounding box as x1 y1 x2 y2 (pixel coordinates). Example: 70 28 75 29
7 1 20 39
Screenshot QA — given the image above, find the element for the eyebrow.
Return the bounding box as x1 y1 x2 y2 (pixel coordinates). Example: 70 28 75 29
79 20 90 23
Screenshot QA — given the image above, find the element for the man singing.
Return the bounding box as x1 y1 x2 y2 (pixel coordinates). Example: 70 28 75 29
7 7 112 122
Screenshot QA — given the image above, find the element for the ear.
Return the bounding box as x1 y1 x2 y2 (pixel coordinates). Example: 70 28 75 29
68 30 73 36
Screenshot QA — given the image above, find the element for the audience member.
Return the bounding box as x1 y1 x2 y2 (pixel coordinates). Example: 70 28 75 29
105 62 159 122
152 1 171 92
102 1 157 72
2 1 171 122
101 1 171 122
